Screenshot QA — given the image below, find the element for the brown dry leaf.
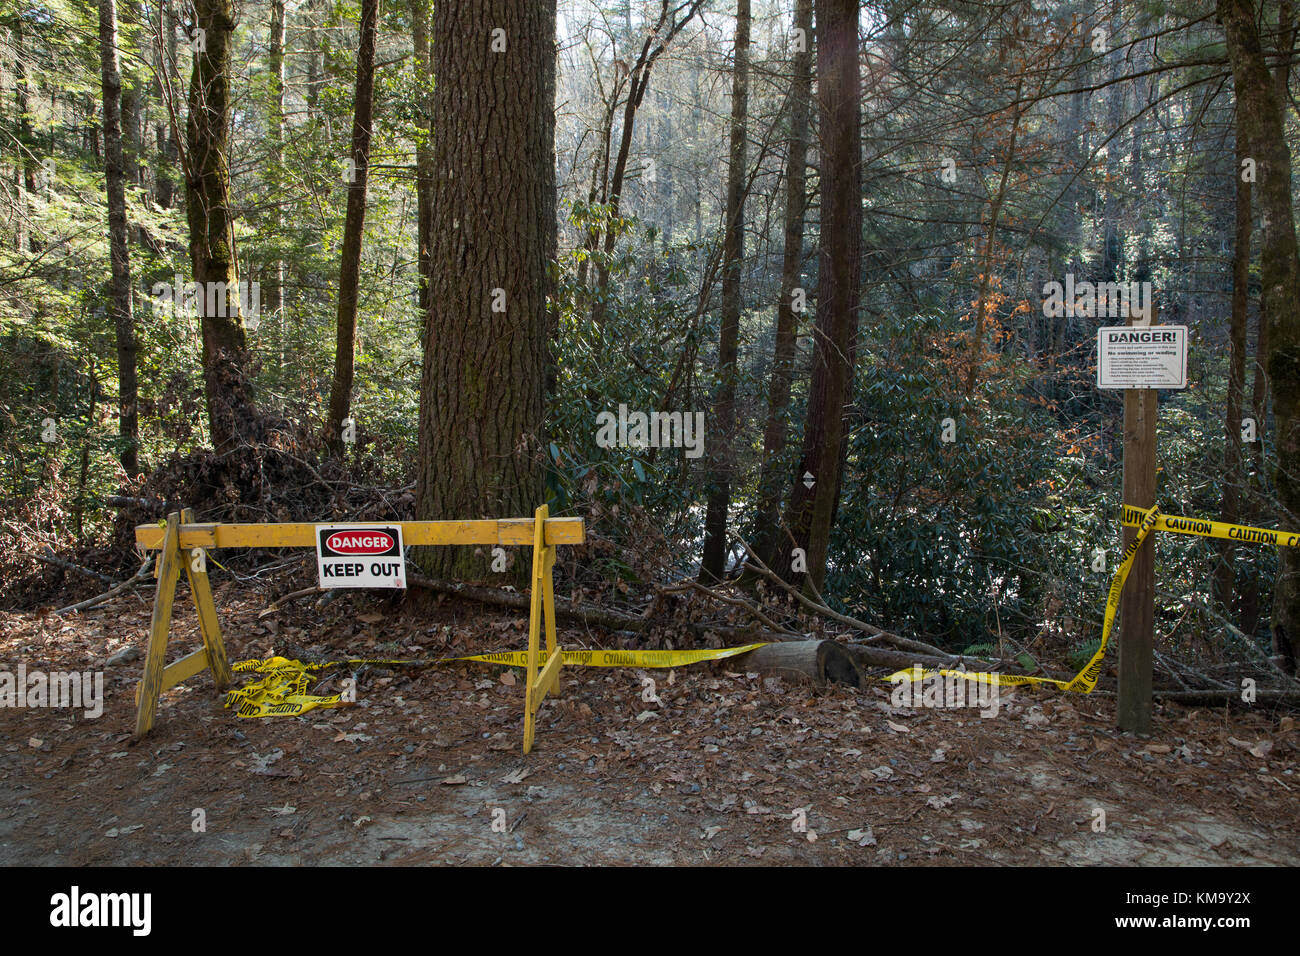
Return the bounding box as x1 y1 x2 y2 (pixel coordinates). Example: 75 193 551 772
499 670 516 686
357 612 384 624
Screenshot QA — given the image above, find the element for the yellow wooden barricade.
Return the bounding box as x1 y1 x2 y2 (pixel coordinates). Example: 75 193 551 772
132 506 583 754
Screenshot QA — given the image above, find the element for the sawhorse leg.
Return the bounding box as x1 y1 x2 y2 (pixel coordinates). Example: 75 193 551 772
523 505 562 754
134 512 182 738
134 510 235 738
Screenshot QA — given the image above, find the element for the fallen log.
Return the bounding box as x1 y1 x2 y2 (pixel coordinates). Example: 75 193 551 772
730 640 861 687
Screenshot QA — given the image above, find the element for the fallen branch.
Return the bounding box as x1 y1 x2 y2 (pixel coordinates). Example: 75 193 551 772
37 549 117 585
55 556 154 615
736 534 983 663
259 585 325 617
655 577 802 637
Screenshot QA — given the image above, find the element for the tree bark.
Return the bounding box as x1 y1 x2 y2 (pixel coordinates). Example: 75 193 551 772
186 0 256 451
777 0 862 593
699 0 751 582
1218 0 1300 673
324 0 379 454
99 0 139 476
415 0 557 581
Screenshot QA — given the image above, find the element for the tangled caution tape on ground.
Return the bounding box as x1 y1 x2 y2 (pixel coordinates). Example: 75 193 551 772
224 644 770 718
224 504 1300 717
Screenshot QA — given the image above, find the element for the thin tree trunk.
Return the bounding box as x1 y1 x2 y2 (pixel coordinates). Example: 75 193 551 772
411 0 433 317
155 3 180 210
99 0 139 477
965 79 1023 396
1219 0 1300 673
777 0 861 594
1215 105 1251 612
753 0 813 570
267 0 287 359
415 0 556 581
324 0 379 453
699 0 751 582
590 1 703 325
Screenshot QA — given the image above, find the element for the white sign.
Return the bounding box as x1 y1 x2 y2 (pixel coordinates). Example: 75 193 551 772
316 524 406 588
1097 325 1188 389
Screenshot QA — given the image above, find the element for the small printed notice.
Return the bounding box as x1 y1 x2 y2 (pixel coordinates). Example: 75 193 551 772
1096 325 1188 389
316 524 406 589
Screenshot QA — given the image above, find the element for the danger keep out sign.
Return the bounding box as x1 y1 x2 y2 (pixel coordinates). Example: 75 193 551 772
316 524 406 589
1097 325 1188 389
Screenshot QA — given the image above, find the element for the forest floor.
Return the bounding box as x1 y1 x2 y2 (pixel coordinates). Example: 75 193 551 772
1 578 1298 867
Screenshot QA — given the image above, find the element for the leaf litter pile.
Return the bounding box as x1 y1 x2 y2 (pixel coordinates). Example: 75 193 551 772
0 578 1297 866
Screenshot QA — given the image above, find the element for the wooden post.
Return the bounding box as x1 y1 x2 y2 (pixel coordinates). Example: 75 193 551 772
1118 306 1158 734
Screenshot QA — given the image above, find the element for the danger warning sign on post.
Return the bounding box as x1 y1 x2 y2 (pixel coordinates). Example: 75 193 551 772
315 524 406 589
1096 325 1188 389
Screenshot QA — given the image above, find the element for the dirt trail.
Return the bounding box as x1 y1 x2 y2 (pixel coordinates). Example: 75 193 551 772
0 588 1296 866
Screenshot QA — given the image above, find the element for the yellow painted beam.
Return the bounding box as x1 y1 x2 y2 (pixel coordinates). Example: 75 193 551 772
135 517 584 550
533 646 562 707
134 647 210 704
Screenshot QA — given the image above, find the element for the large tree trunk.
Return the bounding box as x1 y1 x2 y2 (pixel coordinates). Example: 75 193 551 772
699 0 751 582
1215 105 1251 613
753 0 812 571
324 0 378 454
777 0 862 593
1240 0 1292 635
1219 0 1300 673
99 0 139 477
415 0 556 580
186 0 256 451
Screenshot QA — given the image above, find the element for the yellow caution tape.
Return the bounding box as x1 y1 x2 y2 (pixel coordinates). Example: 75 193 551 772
458 644 769 668
223 644 770 718
1119 506 1300 547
